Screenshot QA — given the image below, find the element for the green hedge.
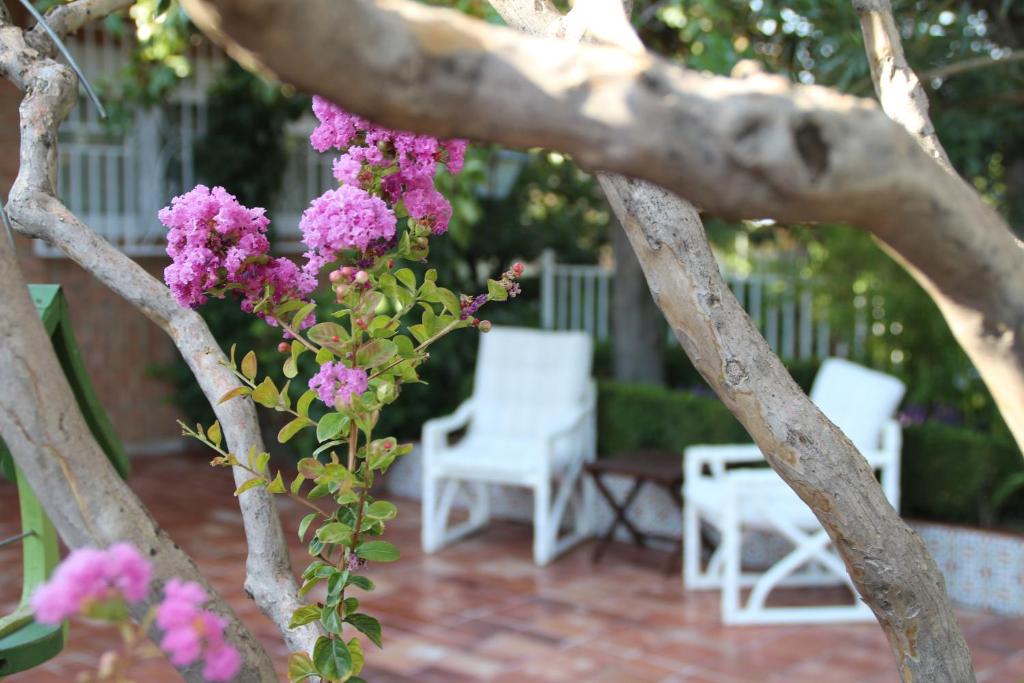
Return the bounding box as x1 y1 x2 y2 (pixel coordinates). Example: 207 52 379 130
901 422 1023 526
597 381 1024 529
597 382 748 455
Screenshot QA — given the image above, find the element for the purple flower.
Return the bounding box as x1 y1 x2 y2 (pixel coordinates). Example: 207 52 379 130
31 543 152 624
309 361 369 408
460 293 487 320
300 185 397 275
160 185 270 308
156 579 240 682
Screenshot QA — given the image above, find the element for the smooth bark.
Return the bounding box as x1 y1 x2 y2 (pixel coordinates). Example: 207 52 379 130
180 0 1024 456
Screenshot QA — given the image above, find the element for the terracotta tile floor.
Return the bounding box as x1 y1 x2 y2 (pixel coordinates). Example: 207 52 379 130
3 454 1024 682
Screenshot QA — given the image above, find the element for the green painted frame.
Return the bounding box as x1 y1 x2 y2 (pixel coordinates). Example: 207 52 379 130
0 285 129 676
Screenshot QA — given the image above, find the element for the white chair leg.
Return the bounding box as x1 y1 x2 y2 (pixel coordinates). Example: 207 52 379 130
720 497 742 625
421 473 441 553
533 479 554 566
469 481 490 527
684 499 717 590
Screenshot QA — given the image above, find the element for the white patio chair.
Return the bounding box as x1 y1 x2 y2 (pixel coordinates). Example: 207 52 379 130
683 358 905 624
421 326 596 566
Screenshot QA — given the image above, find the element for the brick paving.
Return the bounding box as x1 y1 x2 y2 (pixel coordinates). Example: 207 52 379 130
3 454 1023 682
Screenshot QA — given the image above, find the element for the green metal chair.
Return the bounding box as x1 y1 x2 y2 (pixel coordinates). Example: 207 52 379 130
0 285 130 676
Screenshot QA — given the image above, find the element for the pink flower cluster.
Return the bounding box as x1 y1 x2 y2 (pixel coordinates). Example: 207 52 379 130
156 579 241 682
160 185 315 326
308 361 369 407
32 544 240 682
309 95 466 236
300 185 397 278
32 543 151 623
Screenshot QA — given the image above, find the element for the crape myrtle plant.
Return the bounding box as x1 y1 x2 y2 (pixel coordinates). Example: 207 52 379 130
164 96 521 681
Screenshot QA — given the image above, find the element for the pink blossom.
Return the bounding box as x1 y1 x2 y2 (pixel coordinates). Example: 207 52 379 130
160 185 270 308
300 185 396 273
309 361 369 407
31 544 152 624
156 579 240 682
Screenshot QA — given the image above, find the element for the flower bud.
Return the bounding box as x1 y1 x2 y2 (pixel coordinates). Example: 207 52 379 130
354 270 369 284
277 342 290 353
512 262 524 277
340 266 354 279
328 269 344 283
478 320 493 333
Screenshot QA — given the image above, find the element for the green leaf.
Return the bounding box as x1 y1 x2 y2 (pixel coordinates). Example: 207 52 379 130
317 522 353 545
313 636 352 681
487 278 508 302
278 417 312 443
289 604 321 628
346 575 375 592
308 322 349 348
408 324 429 345
287 652 318 682
317 412 347 442
321 604 343 634
437 287 460 315
266 472 286 494
283 356 299 379
297 390 316 418
355 540 400 563
255 451 271 475
206 420 222 448
312 439 344 457
217 386 251 404
394 335 415 357
292 302 317 331
424 268 437 283
298 512 317 541
315 347 334 364
297 457 324 479
420 306 437 335
251 377 279 408
234 477 266 496
241 350 258 381
290 473 305 495
348 637 365 675
355 339 398 368
345 613 383 648
366 500 398 521
395 268 416 290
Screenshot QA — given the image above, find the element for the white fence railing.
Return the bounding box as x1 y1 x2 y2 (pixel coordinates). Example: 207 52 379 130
39 25 331 258
539 250 862 361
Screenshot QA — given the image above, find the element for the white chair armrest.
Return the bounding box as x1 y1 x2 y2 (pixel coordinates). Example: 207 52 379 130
422 399 476 455
684 443 764 482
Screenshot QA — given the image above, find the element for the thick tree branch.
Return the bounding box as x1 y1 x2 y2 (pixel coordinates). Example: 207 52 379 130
0 221 276 682
0 4 318 662
180 0 1024 458
487 1 975 679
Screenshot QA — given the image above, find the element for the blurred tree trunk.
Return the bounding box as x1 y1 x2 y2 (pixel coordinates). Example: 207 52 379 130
611 215 665 385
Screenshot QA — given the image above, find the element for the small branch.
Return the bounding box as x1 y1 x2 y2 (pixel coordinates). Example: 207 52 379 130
920 49 1024 83
851 0 953 171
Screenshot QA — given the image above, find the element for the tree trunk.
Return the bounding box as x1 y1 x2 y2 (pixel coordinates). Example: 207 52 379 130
611 214 665 384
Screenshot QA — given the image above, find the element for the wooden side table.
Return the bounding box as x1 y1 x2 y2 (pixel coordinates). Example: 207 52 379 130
585 451 684 575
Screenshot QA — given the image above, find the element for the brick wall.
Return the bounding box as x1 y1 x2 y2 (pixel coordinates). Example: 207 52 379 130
2 58 185 454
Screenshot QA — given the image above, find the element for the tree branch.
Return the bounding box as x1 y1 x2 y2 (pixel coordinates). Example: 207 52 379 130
179 0 1024 460
851 0 952 171
920 49 1024 83
487 1 976 679
0 5 319 662
0 218 276 682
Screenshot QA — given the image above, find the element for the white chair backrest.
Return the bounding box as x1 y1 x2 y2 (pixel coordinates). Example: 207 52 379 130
809 358 906 452
471 326 592 437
